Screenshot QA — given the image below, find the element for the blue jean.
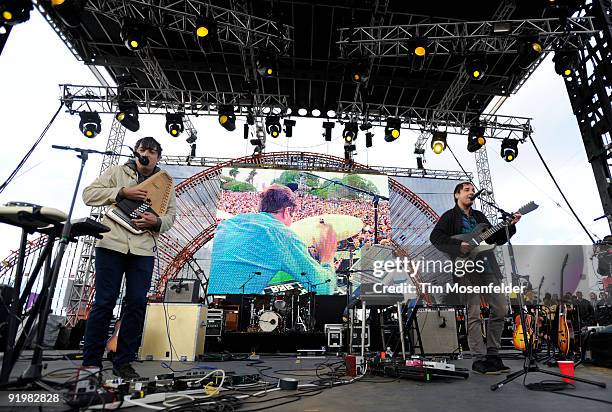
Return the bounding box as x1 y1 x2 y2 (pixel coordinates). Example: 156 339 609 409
82 247 154 368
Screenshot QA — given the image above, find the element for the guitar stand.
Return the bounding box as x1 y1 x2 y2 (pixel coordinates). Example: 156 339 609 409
490 217 606 391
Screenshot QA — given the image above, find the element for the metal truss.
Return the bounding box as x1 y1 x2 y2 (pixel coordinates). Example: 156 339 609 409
337 101 531 140
564 0 612 234
85 0 293 54
65 118 126 327
60 84 289 115
337 17 596 58
159 155 472 181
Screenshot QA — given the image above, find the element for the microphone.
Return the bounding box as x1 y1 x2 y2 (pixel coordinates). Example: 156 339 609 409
470 188 491 201
132 147 149 166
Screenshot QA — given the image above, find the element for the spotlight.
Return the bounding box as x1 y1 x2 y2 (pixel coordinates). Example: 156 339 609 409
518 37 543 69
165 113 184 137
284 119 296 137
500 138 519 162
344 142 356 161
115 103 140 132
410 38 427 58
365 132 373 148
359 122 372 131
384 118 401 142
0 0 32 26
322 121 335 141
467 125 486 152
194 16 216 39
553 50 578 79
266 116 281 137
342 122 358 143
351 63 369 84
121 19 147 51
186 131 197 144
430 131 447 154
218 105 236 131
78 111 101 138
257 52 275 78
465 55 487 80
50 0 85 28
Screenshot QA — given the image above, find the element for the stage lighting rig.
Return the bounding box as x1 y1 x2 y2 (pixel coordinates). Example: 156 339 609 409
50 0 85 28
467 125 486 152
165 113 184 137
410 39 427 59
78 111 101 138
500 138 519 162
351 62 369 84
344 142 356 161
384 118 401 142
266 116 281 137
553 50 578 79
343 122 358 143
322 121 335 141
121 19 148 51
518 37 543 69
195 15 216 39
284 119 296 137
465 55 487 80
115 103 140 132
0 0 32 26
431 131 447 154
365 132 374 148
218 105 236 131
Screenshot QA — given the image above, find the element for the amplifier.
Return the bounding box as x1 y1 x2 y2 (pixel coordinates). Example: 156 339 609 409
206 309 224 337
165 279 201 303
140 303 207 361
410 307 460 356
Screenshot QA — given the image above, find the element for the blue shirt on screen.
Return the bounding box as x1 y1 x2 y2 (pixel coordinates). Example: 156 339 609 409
208 212 336 294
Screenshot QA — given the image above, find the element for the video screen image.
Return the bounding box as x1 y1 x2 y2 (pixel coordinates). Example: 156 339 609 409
207 168 390 295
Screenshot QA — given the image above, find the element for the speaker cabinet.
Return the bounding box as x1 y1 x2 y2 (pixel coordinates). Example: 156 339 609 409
140 303 207 361
411 307 460 355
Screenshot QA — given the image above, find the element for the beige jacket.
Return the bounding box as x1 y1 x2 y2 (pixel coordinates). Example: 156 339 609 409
82 163 177 256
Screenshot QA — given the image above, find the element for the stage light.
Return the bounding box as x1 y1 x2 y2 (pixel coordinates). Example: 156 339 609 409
351 63 369 84
326 110 336 118
365 132 374 148
266 116 281 137
411 39 427 58
165 113 184 137
121 19 147 51
218 105 236 131
78 111 101 138
298 108 308 116
430 131 447 154
0 0 32 26
553 50 578 79
344 142 356 161
195 16 216 38
257 52 275 78
465 55 487 80
384 118 401 142
501 138 519 162
311 109 321 117
518 37 543 69
322 121 335 141
342 122 358 143
51 0 85 28
284 119 296 137
115 104 140 132
467 125 486 152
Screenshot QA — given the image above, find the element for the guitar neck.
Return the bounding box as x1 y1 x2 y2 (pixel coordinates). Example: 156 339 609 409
477 219 510 242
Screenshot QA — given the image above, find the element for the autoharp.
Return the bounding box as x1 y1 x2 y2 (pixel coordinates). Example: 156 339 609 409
106 170 173 234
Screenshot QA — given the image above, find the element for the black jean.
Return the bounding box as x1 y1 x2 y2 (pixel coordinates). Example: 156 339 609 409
82 247 154 368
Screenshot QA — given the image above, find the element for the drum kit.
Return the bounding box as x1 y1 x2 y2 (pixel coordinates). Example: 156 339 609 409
245 282 316 333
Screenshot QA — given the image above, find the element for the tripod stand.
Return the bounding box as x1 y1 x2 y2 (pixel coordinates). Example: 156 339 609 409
486 203 605 391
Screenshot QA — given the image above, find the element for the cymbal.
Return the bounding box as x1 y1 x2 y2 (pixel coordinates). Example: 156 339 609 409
290 214 364 245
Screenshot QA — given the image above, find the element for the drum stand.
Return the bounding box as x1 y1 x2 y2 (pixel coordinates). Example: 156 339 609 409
0 146 110 386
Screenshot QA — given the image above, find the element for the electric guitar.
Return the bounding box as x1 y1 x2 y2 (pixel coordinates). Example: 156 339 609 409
452 201 538 260
558 254 572 355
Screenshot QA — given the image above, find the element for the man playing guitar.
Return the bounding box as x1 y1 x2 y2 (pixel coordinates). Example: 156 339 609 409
430 182 521 375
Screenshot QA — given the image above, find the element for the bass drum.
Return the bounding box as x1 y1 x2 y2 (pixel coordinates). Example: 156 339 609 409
258 311 281 332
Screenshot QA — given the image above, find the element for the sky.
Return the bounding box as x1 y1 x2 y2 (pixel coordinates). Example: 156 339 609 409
0 10 608 266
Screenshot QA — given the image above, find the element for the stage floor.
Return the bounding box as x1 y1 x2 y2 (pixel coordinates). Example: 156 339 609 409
4 351 612 411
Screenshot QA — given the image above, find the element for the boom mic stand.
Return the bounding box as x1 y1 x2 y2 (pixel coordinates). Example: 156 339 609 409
478 199 606 391
239 272 260 330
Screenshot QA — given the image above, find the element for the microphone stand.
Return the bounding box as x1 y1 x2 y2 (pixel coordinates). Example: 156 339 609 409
239 272 260 330
478 198 606 391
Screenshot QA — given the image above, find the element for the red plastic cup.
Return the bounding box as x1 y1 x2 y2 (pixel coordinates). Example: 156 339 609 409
557 361 575 383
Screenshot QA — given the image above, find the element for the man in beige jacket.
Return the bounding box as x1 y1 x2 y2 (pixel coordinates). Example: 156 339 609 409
81 136 176 379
